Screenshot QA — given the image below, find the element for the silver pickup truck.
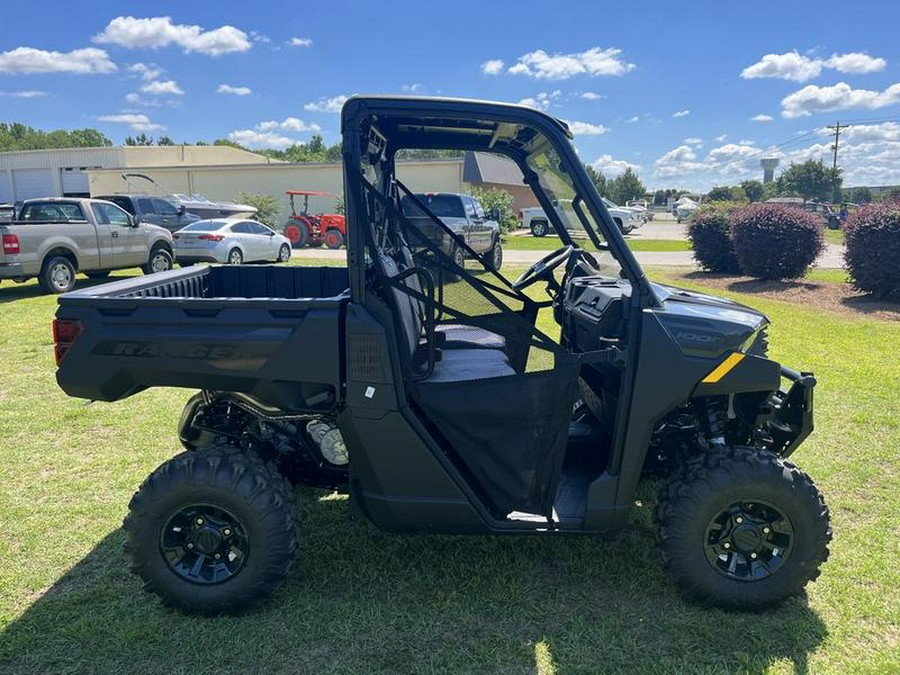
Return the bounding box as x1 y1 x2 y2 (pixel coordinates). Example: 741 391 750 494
0 198 174 293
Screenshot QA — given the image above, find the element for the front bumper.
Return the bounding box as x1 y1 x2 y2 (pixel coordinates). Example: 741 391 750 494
767 365 815 457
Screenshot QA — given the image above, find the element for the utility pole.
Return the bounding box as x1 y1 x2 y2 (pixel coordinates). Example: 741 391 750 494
827 121 848 202
827 121 848 171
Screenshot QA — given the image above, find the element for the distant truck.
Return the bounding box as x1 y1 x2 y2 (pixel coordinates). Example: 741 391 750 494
522 198 642 236
95 194 201 233
399 192 503 270
0 198 174 293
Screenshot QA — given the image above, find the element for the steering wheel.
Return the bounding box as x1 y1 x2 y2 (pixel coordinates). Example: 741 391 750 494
512 245 575 291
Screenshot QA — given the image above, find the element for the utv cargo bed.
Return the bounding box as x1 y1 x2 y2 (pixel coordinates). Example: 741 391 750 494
55 265 349 409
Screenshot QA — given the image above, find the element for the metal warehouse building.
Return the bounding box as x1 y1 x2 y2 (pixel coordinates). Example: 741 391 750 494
1 145 536 224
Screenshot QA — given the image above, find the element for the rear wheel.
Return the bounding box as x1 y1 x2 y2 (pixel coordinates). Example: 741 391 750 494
227 248 243 265
284 219 310 248
656 446 831 611
277 244 291 263
323 228 344 249
123 445 299 616
530 219 549 237
143 246 174 275
38 256 76 293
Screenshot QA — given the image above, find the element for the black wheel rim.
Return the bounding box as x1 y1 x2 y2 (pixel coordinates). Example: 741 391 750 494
160 503 249 585
703 499 794 581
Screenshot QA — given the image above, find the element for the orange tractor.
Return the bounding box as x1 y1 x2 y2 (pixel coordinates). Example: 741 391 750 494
282 190 346 249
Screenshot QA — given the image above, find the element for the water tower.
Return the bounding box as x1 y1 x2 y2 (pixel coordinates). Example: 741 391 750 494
760 157 780 184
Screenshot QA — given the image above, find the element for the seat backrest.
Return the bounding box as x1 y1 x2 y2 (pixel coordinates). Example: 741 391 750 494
379 252 421 361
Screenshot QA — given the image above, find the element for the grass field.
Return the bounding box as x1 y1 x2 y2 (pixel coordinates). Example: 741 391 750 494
0 264 897 674
503 234 691 253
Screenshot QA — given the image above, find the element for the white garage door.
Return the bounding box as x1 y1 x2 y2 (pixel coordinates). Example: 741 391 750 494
13 168 54 200
0 172 11 203
61 168 90 196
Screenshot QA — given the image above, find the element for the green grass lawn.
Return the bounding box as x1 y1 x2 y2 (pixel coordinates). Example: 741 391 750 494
503 234 691 253
0 265 897 674
824 229 845 246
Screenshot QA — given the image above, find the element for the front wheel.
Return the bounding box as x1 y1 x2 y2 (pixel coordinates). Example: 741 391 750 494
123 446 299 615
323 228 344 249
277 244 291 263
143 246 174 274
486 239 503 272
530 219 549 237
656 446 831 611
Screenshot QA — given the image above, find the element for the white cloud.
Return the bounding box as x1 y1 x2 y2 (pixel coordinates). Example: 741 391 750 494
683 137 703 146
401 83 423 92
124 92 159 106
0 47 116 74
97 113 164 132
481 59 504 75
781 81 900 118
825 52 886 74
715 134 727 142
228 129 294 150
128 62 162 81
140 79 184 95
741 50 886 83
517 90 561 111
304 94 349 113
751 114 774 122
0 90 48 98
289 37 313 47
217 83 252 96
593 154 639 177
624 116 639 123
250 31 270 44
507 47 635 79
279 117 320 132
94 16 251 56
580 91 603 100
565 121 609 136
672 109 690 118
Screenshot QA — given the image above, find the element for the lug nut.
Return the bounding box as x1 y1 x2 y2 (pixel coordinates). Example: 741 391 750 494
763 527 770 534
723 542 731 549
735 517 743 524
186 543 194 549
196 517 204 525
214 553 221 560
751 552 758 559
223 528 231 536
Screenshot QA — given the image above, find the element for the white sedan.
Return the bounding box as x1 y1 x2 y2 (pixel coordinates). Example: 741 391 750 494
173 219 293 265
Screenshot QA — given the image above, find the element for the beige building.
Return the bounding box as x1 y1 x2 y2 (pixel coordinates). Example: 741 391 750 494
0 145 271 203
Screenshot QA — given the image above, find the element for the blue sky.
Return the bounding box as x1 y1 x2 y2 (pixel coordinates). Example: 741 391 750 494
1 0 899 190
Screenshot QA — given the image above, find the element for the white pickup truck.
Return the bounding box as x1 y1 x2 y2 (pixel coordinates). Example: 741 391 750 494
521 198 643 236
0 198 174 293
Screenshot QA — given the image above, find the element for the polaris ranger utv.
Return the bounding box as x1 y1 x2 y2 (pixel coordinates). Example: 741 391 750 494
53 96 830 615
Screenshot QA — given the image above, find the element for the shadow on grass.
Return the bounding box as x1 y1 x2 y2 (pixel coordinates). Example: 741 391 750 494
0 275 131 305
0 495 827 675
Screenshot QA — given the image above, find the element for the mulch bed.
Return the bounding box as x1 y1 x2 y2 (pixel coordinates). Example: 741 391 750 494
666 271 900 322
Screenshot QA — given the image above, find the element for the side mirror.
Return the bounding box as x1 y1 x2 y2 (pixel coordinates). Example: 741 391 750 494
131 214 141 227
488 208 500 222
178 205 186 215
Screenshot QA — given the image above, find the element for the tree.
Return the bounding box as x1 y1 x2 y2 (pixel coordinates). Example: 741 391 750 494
653 189 667 206
125 133 153 146
583 164 608 198
0 122 112 150
237 192 282 227
740 179 765 203
470 186 517 233
774 159 842 202
847 186 873 204
608 167 646 204
156 136 175 146
706 186 733 202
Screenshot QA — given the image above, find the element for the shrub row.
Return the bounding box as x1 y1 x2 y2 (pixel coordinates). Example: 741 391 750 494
843 202 900 298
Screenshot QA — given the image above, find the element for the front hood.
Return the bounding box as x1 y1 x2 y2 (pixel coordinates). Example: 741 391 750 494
142 224 173 239
652 282 768 357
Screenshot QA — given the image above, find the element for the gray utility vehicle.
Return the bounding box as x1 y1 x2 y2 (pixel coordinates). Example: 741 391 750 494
1 197 174 293
96 194 201 233
400 192 503 271
53 97 830 616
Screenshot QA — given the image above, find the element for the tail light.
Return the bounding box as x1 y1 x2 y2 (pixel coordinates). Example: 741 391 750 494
52 319 83 366
198 234 225 241
2 234 19 254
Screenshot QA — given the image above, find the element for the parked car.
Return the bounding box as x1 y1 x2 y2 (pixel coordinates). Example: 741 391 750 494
173 218 293 265
523 198 641 236
673 197 700 222
0 197 173 293
626 199 654 221
96 194 201 233
399 192 502 270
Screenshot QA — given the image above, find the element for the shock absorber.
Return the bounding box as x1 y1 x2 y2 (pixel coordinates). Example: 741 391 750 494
700 397 727 447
